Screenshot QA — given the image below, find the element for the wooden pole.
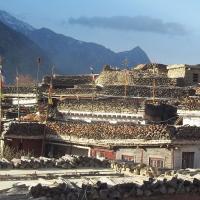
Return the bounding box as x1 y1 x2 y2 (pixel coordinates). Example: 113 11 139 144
152 66 156 104
124 70 128 97
36 57 41 106
16 69 20 121
42 65 54 156
0 56 3 129
123 58 128 97
0 57 3 156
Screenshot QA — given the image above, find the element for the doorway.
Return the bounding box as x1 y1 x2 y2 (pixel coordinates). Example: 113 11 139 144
182 152 194 169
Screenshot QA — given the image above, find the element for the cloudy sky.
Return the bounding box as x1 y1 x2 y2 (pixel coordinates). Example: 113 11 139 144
0 0 199 64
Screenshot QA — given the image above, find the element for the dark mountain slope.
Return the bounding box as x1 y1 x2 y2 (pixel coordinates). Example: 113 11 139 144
28 28 150 74
0 21 52 83
0 10 151 77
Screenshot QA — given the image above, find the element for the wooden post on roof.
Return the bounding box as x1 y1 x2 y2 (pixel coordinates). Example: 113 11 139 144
16 69 20 121
0 56 3 126
41 65 54 156
0 57 2 125
36 57 41 111
0 56 3 156
123 58 128 97
90 66 95 112
152 65 156 104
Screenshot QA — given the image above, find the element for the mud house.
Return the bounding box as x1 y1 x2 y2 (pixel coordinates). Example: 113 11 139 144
2 121 200 170
167 64 200 86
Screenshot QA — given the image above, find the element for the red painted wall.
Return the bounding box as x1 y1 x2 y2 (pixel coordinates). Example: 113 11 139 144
4 138 43 157
91 148 116 160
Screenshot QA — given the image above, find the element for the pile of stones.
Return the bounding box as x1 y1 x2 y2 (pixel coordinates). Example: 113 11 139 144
29 176 200 200
0 155 110 169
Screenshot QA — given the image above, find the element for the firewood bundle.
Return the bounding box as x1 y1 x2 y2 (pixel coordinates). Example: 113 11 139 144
58 98 145 113
46 121 176 140
129 77 180 87
43 75 92 88
5 122 45 136
1 155 110 169
101 85 195 98
30 176 200 199
180 97 200 110
176 126 200 140
44 88 96 95
3 86 35 94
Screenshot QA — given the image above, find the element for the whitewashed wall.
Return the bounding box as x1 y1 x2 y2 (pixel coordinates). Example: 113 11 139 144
116 147 172 168
173 145 200 169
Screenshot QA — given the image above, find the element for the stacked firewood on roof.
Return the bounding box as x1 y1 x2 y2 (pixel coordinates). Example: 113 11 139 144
4 122 45 136
101 85 195 98
58 98 145 113
0 154 110 169
129 77 180 87
176 126 200 140
179 97 200 110
20 113 47 122
3 86 36 94
4 121 200 141
46 121 176 140
48 88 97 95
43 75 93 88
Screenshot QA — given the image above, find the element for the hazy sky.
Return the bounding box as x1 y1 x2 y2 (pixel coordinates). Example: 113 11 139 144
0 0 200 64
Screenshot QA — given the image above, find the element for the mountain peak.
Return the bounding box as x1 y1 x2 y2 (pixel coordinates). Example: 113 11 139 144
0 9 150 79
133 46 143 51
0 10 35 34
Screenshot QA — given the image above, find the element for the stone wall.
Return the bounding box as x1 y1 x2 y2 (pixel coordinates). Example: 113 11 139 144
30 178 200 200
116 147 172 169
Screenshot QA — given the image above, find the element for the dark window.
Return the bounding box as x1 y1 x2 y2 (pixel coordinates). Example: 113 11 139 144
149 157 164 168
121 155 135 161
193 74 199 83
182 152 194 169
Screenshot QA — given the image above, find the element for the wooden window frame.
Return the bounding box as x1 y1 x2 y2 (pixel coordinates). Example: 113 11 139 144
193 73 199 83
149 157 164 168
121 154 135 162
